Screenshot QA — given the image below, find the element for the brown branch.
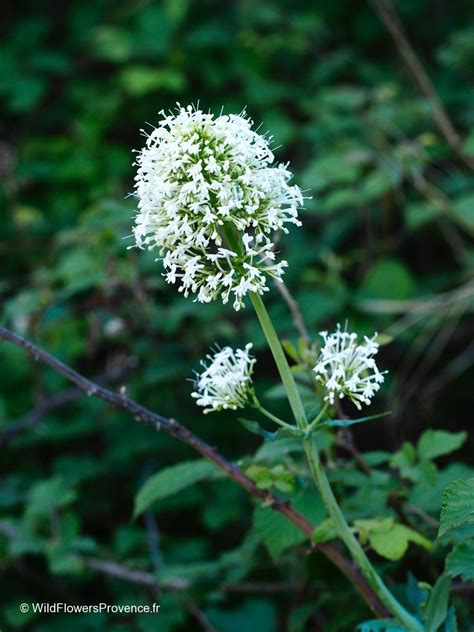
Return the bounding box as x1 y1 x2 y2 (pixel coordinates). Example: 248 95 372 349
0 326 389 617
370 0 474 169
370 0 474 171
273 281 310 342
0 362 135 447
87 559 301 594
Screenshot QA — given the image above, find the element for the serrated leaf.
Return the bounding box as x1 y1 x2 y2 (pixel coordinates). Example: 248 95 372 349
445 541 474 581
254 488 325 560
134 460 218 517
438 477 474 537
424 573 451 632
418 430 467 461
254 504 306 560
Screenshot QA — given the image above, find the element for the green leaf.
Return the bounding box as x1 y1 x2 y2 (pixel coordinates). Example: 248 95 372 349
312 518 337 543
239 418 278 441
453 193 474 231
245 464 295 493
418 430 467 461
362 170 394 200
288 603 318 632
405 201 439 230
206 599 276 632
119 66 185 96
134 460 218 517
438 477 474 537
92 26 134 62
355 518 431 561
323 411 390 428
463 129 474 156
359 259 415 301
281 339 299 362
443 608 458 632
253 505 305 561
445 541 474 581
390 442 419 482
254 437 304 463
254 488 325 560
424 574 451 632
26 477 76 519
246 464 274 490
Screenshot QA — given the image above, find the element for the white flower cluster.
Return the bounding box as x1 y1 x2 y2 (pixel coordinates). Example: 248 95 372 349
192 344 256 413
133 105 303 310
313 325 386 410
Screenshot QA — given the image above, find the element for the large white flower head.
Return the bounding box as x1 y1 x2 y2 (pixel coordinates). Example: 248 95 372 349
133 104 303 310
192 343 256 413
313 325 386 410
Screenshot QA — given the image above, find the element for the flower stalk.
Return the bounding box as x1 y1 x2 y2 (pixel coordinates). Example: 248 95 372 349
250 292 423 632
250 292 307 429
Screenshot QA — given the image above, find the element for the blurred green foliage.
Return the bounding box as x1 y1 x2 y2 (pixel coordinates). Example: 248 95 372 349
1 0 474 630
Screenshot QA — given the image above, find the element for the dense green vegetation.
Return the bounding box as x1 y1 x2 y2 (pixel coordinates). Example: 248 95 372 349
1 1 473 630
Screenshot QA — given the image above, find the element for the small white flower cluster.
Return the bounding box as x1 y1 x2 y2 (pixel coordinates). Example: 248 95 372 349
133 105 303 310
192 343 256 413
313 325 386 409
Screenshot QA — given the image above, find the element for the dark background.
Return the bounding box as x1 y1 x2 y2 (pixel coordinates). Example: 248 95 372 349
1 1 473 630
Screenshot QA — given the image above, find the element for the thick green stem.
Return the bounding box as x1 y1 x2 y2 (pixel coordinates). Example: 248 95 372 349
303 439 423 631
250 292 306 429
250 292 423 631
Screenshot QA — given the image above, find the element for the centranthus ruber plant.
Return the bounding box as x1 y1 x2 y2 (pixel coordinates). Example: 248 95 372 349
130 105 452 632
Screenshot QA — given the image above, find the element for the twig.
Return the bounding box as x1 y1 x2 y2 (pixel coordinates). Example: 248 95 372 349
0 326 389 617
420 340 474 400
273 281 310 342
185 602 218 632
370 0 474 170
0 362 135 447
0 527 301 595
333 401 372 475
84 558 188 589
405 504 439 529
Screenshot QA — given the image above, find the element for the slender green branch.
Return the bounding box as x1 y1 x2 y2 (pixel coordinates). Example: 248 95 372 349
250 292 307 429
306 402 329 433
303 439 423 631
254 403 296 432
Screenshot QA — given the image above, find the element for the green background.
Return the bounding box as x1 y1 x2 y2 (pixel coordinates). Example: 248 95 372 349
1 0 473 630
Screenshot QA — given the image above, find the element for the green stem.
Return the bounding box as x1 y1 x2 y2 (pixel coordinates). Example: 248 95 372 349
303 439 423 631
306 402 329 433
250 292 423 631
250 292 307 429
255 403 297 432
